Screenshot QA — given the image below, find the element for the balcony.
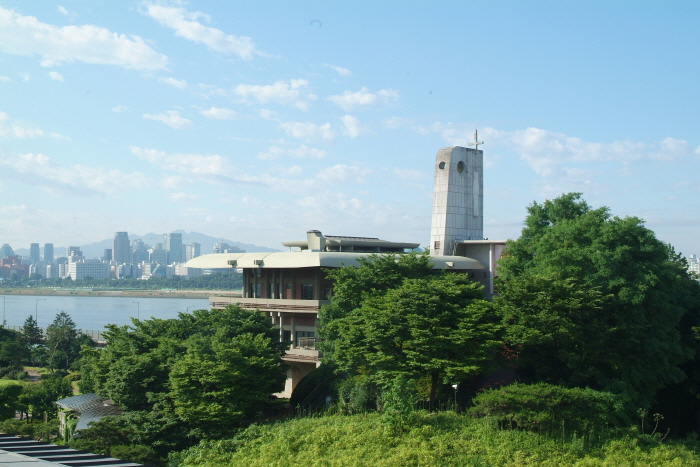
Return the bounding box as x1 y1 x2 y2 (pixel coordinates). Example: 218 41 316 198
210 296 330 313
284 344 320 363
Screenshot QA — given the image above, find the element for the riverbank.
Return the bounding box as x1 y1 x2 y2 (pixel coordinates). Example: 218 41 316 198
0 288 241 299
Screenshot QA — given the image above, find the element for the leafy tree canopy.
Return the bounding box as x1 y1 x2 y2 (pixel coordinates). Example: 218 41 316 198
320 254 501 411
496 193 700 408
80 305 286 439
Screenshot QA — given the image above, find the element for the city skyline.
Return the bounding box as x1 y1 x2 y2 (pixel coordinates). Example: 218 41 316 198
1 2 699 255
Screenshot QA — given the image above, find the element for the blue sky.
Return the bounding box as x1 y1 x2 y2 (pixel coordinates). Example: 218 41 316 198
1 1 699 256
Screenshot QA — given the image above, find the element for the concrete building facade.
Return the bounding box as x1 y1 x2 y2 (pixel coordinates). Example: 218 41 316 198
430 146 483 256
113 232 131 264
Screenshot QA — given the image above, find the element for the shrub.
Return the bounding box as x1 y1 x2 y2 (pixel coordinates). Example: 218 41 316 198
469 382 630 434
110 445 160 465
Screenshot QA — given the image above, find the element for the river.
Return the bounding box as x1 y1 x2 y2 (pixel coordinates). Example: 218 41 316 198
0 294 211 331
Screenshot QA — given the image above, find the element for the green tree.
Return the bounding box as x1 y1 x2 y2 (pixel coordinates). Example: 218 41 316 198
496 193 700 408
21 315 43 346
169 330 286 438
45 312 79 370
0 327 27 375
0 383 23 420
322 268 501 411
79 305 285 439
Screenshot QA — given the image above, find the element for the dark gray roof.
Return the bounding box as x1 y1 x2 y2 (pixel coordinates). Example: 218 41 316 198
75 406 122 432
56 394 108 412
56 394 122 432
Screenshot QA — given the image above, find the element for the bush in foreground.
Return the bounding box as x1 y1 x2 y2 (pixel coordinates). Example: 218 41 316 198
469 383 630 434
171 412 700 467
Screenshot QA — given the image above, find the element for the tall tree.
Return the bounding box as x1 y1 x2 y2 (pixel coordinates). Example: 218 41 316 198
45 312 79 370
496 193 700 408
21 315 43 346
320 258 501 411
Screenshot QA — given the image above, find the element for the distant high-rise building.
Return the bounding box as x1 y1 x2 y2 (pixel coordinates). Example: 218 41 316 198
103 249 113 261
44 243 54 264
113 232 131 264
0 244 14 258
165 233 183 264
213 241 245 254
30 243 40 263
148 248 168 264
132 238 146 251
67 246 83 260
185 243 201 261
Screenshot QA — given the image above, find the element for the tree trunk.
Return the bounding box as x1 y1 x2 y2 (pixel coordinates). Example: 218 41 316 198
429 372 439 413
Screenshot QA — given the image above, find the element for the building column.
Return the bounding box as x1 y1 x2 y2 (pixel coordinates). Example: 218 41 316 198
314 269 321 300
290 314 296 349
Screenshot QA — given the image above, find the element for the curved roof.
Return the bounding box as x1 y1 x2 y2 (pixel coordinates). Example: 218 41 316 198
185 252 485 270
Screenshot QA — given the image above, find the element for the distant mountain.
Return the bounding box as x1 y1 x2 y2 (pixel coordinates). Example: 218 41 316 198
14 231 280 260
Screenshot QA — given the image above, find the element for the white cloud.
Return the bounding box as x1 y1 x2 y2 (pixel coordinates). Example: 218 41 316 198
257 144 327 160
279 121 333 142
258 109 277 120
158 77 187 89
0 111 69 140
168 192 200 201
316 164 372 183
131 147 232 176
58 6 70 16
161 175 190 189
423 124 700 181
111 105 128 113
234 79 316 111
196 83 228 99
142 3 258 59
143 110 192 129
19 73 30 82
327 87 399 111
0 152 147 196
323 64 351 76
200 106 238 120
383 116 413 129
131 146 320 194
340 115 362 138
0 6 168 70
0 75 9 82
48 71 64 82
393 168 427 181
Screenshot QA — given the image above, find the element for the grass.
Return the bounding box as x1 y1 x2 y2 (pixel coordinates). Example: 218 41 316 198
0 379 22 386
174 412 700 467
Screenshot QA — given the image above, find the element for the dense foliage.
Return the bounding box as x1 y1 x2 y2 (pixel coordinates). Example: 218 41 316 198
469 383 630 433
79 305 286 445
496 193 700 409
172 412 700 467
319 253 501 411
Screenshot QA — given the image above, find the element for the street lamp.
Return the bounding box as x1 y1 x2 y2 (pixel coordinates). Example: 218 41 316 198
132 301 140 320
35 298 46 325
452 383 458 412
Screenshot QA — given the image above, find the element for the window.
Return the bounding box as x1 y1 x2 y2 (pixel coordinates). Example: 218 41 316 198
250 283 261 298
434 241 440 250
321 288 332 300
301 284 314 300
297 331 316 348
283 330 291 344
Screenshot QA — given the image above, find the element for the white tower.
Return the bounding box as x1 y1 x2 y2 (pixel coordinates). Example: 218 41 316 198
430 146 483 256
